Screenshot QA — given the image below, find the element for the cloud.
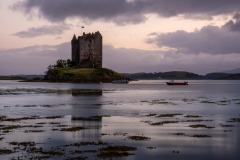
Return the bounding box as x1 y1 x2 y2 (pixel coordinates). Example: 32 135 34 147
223 12 240 32
103 45 240 74
0 43 239 75
0 43 70 75
146 25 240 54
14 24 71 38
13 0 240 24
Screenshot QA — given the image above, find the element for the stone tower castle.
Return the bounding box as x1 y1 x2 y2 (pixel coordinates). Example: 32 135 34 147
71 31 102 68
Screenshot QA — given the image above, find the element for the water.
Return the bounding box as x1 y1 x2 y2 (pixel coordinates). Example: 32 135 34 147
0 80 240 160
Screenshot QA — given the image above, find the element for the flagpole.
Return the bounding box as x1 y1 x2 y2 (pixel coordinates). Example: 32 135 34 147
81 26 84 35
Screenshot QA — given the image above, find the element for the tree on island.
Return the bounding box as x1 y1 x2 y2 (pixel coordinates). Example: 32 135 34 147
44 59 75 80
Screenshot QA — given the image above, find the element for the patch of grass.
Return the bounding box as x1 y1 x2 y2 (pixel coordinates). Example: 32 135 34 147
128 135 151 141
36 122 47 125
0 125 23 131
113 132 128 136
220 124 235 127
24 130 45 133
189 124 214 129
170 132 211 138
185 115 202 118
44 116 63 119
150 121 178 126
71 89 102 96
184 119 213 122
0 116 7 121
227 118 240 123
145 113 157 117
157 113 182 117
200 100 216 104
97 146 137 158
0 116 40 122
9 141 36 147
0 149 14 155
47 67 125 82
70 150 83 154
48 122 61 125
191 134 211 138
65 141 108 147
150 100 176 105
171 133 186 136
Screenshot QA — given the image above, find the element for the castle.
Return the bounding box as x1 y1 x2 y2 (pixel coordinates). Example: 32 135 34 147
71 31 102 68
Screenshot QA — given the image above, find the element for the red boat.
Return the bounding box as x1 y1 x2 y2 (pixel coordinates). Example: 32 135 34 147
166 81 188 85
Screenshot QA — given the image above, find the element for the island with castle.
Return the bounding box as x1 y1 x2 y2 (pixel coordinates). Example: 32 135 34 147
43 31 126 83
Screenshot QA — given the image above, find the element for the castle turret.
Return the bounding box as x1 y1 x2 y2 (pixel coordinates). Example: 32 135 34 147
71 34 79 66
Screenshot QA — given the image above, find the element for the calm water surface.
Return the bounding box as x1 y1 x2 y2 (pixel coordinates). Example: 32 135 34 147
0 80 240 160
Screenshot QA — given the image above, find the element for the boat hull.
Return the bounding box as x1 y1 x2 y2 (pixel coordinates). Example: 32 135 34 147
166 82 188 85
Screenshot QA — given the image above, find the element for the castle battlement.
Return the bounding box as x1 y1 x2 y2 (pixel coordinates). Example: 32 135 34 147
71 31 102 68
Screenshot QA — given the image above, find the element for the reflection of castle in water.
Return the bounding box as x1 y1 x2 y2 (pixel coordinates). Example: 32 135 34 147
69 91 104 140
71 89 102 96
71 116 103 140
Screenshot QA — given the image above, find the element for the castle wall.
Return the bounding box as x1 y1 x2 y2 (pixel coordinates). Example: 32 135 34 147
71 31 102 68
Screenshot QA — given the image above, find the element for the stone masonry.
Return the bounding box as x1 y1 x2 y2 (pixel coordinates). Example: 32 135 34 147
71 31 102 68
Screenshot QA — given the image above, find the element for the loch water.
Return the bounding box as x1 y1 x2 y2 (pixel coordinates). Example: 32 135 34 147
0 80 240 160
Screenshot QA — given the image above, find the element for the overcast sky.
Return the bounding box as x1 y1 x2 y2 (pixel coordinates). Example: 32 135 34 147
1 0 240 75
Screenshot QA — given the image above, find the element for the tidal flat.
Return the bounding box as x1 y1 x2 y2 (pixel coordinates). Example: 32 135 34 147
0 80 240 160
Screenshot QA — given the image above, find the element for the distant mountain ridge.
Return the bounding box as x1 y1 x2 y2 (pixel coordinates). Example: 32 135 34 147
221 67 240 74
124 71 240 80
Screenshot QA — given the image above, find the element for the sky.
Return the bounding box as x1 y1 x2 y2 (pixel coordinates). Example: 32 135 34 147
1 0 240 75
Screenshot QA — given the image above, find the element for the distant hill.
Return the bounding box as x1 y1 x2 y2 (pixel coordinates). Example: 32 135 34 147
125 71 240 80
217 73 240 80
204 73 230 80
124 71 202 80
0 75 44 80
0 76 25 80
221 67 240 74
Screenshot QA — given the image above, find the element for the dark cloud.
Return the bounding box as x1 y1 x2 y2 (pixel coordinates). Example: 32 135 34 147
14 24 71 38
223 12 240 32
13 0 240 24
0 43 239 75
146 25 240 54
